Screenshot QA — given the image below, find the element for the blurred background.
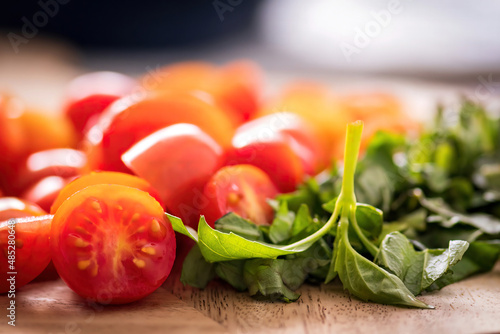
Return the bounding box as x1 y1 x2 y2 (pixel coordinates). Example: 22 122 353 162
1 0 500 111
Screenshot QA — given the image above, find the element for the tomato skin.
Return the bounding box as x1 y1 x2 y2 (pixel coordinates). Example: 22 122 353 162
226 126 305 193
50 184 176 304
122 124 224 228
83 91 234 173
0 215 52 293
64 71 137 137
0 197 47 221
22 176 70 213
50 171 162 214
202 165 278 227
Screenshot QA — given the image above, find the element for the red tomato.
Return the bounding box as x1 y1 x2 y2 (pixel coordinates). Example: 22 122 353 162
64 71 137 137
12 148 85 195
50 184 176 304
239 112 325 175
149 61 261 125
122 123 224 228
22 176 70 213
226 123 305 193
83 91 234 173
0 215 52 293
50 171 162 214
0 197 47 221
202 165 278 227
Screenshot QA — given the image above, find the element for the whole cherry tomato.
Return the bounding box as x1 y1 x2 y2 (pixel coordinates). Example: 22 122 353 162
122 124 224 228
83 91 234 173
22 176 71 213
0 197 47 221
64 71 137 138
50 184 176 304
202 164 278 227
50 171 162 214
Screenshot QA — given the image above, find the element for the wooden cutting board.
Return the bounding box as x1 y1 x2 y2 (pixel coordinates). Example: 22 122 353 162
1 262 499 334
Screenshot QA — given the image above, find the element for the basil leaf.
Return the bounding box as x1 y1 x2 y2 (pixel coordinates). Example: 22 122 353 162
331 217 431 308
427 240 500 291
215 261 247 291
291 204 313 237
180 244 216 289
243 259 303 303
167 213 198 242
376 232 469 295
269 201 295 244
214 213 264 241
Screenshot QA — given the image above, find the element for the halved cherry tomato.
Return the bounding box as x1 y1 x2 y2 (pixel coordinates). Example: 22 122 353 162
22 176 71 213
64 71 137 138
149 61 261 125
50 184 176 304
257 82 348 161
0 197 47 221
0 215 52 293
50 171 162 214
235 112 325 175
226 124 305 193
202 165 278 227
83 91 234 173
122 124 224 228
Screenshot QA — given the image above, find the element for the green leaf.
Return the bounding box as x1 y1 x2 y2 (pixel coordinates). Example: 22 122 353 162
180 244 216 289
414 189 500 235
269 201 295 244
376 232 469 295
291 204 313 237
215 261 247 291
428 240 500 291
167 213 198 242
243 259 303 302
332 217 431 308
214 213 264 241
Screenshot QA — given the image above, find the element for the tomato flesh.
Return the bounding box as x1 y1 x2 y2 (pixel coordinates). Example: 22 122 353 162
50 171 162 214
0 215 52 293
50 184 176 304
202 165 278 227
122 123 224 228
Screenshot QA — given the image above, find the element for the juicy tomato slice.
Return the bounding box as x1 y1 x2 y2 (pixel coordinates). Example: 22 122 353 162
202 165 278 227
64 71 137 137
50 184 176 304
227 126 305 193
0 215 52 293
149 61 261 125
50 171 162 214
0 197 47 221
238 112 325 175
83 91 234 173
122 123 224 228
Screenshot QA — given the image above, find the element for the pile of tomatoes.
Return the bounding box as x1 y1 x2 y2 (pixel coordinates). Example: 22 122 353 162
0 61 417 304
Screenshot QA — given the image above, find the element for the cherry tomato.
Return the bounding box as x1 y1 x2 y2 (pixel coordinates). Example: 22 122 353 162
50 171 162 214
258 82 348 161
202 165 278 227
122 124 224 228
12 148 85 195
83 91 234 173
64 71 137 138
0 197 47 221
0 215 52 293
238 112 325 175
50 184 176 304
226 123 305 193
149 61 261 125
22 176 71 213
